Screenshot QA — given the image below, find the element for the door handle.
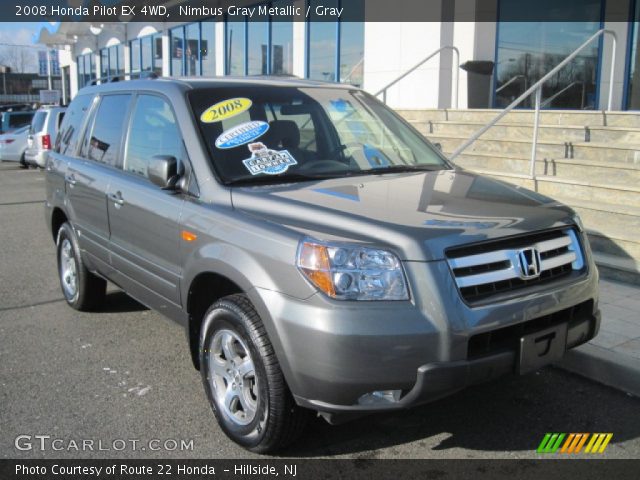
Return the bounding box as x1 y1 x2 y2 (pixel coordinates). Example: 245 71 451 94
108 192 125 207
65 173 77 186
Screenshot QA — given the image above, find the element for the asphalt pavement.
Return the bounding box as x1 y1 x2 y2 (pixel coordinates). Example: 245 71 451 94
1 162 639 460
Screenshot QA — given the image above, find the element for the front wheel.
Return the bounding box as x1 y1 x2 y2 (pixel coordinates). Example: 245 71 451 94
56 222 106 311
199 294 309 453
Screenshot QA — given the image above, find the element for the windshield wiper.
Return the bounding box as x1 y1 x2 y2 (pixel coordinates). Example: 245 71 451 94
359 164 446 175
224 172 346 187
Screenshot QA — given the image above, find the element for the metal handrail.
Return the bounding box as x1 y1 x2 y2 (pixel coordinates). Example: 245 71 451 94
450 29 617 181
375 46 460 108
540 81 583 108
495 74 525 94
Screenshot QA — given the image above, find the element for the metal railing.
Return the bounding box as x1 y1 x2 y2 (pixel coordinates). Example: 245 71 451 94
450 29 617 180
540 81 584 109
375 46 460 108
495 74 525 94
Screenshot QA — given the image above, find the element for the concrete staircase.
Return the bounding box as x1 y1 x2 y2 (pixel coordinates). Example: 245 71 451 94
397 108 640 285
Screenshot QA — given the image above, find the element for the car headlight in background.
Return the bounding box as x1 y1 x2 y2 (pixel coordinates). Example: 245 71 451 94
296 239 409 300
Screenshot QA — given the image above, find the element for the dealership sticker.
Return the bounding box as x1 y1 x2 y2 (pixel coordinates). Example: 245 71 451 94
200 98 252 123
215 121 269 149
242 142 298 175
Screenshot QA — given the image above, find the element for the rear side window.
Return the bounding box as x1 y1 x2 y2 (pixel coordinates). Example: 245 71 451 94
30 111 47 133
124 95 182 179
82 94 132 167
57 112 65 129
56 95 92 155
8 112 33 130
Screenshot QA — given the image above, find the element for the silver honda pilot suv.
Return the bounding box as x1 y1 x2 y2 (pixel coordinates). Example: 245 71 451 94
44 77 599 453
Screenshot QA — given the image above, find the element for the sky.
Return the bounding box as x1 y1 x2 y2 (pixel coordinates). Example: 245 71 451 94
0 22 57 73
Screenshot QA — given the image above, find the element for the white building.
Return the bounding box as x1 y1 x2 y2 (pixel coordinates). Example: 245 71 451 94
39 0 640 111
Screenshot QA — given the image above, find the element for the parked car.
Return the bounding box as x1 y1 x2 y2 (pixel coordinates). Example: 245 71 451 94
44 78 599 453
25 106 66 168
0 125 30 167
0 110 34 135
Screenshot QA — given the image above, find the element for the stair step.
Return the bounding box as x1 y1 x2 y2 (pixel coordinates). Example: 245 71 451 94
449 151 640 187
431 134 640 163
398 108 640 127
412 120 640 144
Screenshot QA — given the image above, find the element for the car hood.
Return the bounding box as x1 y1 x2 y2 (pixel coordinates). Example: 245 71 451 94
231 169 576 261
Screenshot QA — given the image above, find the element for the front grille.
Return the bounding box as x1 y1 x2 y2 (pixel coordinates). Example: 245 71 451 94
446 228 585 304
467 300 594 360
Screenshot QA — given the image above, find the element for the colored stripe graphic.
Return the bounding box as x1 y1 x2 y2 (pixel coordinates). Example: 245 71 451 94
537 433 565 453
539 433 613 454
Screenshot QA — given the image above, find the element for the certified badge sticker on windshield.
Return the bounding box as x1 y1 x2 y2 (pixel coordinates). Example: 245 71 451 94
200 98 252 123
215 121 269 150
242 142 298 176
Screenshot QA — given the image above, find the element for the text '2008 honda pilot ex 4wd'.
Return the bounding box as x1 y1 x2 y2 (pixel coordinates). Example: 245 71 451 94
44 77 599 453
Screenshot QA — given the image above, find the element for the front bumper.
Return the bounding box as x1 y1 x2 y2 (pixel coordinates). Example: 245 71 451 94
248 245 599 419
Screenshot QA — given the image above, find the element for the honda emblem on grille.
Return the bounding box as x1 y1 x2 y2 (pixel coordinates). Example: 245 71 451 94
517 247 541 279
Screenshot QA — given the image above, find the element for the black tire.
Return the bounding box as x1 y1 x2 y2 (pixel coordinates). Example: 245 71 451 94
19 153 28 169
199 294 309 453
56 222 106 311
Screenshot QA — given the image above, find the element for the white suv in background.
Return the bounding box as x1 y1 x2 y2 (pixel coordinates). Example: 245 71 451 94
25 106 66 168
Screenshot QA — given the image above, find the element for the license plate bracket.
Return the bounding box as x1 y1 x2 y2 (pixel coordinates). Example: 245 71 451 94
517 323 568 375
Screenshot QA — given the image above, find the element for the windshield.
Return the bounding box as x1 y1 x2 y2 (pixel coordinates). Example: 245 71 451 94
188 86 450 185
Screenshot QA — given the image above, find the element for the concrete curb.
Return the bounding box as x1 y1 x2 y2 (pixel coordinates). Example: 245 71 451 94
556 343 640 398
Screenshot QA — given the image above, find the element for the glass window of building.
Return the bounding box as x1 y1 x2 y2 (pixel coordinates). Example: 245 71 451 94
340 20 364 87
271 0 293 75
307 0 338 82
77 53 94 89
226 18 247 75
201 21 216 76
100 49 108 81
153 33 163 75
141 35 153 74
185 23 201 76
248 12 269 75
171 26 185 76
494 0 603 109
99 44 124 82
130 38 141 77
307 0 364 84
626 0 640 109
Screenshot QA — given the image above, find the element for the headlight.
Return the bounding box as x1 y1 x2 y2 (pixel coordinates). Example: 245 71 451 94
572 213 585 232
296 239 409 300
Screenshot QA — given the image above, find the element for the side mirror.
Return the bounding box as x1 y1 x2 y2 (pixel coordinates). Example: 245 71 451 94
148 155 182 190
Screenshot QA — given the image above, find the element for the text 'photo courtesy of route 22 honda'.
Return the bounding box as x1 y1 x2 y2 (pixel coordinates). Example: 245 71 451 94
44 77 600 453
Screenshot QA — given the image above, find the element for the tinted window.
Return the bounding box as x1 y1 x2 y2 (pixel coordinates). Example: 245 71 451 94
56 95 92 155
30 112 47 133
83 94 132 166
124 95 182 178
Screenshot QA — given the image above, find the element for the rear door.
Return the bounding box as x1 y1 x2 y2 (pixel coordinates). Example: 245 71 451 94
66 94 133 267
105 94 185 306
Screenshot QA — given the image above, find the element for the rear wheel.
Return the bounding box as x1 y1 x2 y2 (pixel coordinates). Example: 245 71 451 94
56 222 106 311
19 153 28 169
199 294 309 453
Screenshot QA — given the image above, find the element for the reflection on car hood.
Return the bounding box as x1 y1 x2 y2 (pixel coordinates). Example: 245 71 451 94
231 169 575 261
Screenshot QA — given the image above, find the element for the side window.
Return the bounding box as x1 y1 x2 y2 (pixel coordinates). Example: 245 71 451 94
56 95 93 155
124 95 183 179
82 94 132 167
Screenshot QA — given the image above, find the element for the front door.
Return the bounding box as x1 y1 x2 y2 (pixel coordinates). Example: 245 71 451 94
106 94 185 306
